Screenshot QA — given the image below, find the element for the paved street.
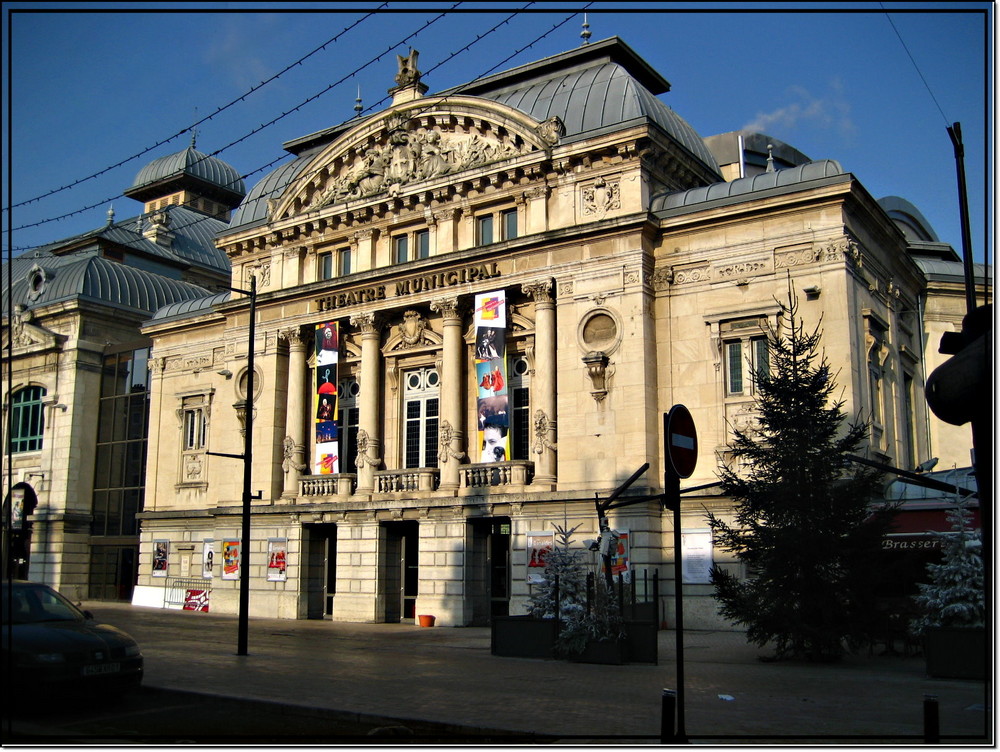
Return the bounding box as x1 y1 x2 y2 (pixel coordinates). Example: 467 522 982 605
5 601 993 745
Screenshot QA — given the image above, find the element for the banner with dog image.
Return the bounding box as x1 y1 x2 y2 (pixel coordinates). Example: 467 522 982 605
473 291 509 464
314 322 339 474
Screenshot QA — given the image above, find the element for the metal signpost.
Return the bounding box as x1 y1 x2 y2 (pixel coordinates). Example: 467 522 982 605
663 404 697 743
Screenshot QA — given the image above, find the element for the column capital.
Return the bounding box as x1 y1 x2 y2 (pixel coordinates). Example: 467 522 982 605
350 311 381 336
522 278 554 305
279 326 309 351
430 296 463 322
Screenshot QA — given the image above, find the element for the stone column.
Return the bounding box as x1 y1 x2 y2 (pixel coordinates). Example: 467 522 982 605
523 279 557 486
351 312 382 493
280 327 309 498
430 296 465 490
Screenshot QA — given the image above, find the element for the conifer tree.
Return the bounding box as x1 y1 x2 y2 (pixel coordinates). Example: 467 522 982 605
910 496 984 634
707 290 892 661
527 524 588 626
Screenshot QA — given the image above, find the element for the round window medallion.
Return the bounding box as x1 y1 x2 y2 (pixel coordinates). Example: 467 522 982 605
582 313 617 347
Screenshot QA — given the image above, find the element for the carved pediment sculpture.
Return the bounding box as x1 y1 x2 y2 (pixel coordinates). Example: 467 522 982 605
8 305 60 350
273 100 563 220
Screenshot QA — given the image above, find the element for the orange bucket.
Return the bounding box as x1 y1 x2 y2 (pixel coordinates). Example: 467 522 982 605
417 614 435 627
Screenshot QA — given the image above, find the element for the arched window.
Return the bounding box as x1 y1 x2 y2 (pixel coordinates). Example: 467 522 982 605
10 386 46 452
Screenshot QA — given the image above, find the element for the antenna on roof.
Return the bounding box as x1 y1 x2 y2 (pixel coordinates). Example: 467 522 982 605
354 84 363 117
765 144 775 173
581 13 591 45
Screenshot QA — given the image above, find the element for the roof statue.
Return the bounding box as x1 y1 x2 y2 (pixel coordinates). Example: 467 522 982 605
394 49 422 88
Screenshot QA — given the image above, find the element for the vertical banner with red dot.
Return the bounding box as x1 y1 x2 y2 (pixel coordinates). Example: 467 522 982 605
314 322 339 474
473 291 509 464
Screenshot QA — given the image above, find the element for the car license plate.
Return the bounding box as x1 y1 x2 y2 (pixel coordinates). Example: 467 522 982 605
83 662 120 676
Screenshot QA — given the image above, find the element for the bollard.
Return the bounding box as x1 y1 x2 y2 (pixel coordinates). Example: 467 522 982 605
923 694 940 743
661 689 677 743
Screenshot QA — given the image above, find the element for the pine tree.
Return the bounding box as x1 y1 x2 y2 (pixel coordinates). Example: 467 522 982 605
527 524 589 626
707 290 892 661
910 496 984 634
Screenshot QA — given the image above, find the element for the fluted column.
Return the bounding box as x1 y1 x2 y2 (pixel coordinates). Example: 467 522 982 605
280 327 309 498
430 297 465 490
523 279 557 486
351 312 382 493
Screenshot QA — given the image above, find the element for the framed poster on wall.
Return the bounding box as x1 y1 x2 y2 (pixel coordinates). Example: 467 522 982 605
267 538 287 582
152 540 169 577
525 531 553 584
222 540 240 580
202 539 215 578
682 529 714 584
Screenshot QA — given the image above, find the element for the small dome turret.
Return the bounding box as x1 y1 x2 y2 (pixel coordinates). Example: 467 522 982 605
124 144 245 220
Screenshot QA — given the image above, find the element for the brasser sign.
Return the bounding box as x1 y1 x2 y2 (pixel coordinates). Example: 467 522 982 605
664 404 697 479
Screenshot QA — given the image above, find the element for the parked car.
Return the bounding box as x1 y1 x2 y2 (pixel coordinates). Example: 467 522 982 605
2 580 143 696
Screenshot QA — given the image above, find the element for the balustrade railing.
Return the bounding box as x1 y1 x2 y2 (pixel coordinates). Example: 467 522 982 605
299 474 356 497
460 460 533 489
374 468 438 493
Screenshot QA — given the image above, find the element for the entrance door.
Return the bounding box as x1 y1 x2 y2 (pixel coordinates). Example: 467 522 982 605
304 525 337 619
383 521 418 623
469 517 511 626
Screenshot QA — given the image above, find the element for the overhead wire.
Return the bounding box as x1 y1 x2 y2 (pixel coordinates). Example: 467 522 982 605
4 7 387 214
6 6 585 254
4 5 460 241
880 7 952 127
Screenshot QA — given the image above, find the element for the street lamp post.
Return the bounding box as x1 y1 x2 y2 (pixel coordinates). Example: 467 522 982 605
207 276 257 656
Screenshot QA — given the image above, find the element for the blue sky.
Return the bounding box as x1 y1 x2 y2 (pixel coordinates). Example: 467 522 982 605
2 2 993 264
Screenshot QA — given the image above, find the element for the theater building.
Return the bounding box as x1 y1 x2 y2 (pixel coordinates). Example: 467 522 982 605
116 37 965 627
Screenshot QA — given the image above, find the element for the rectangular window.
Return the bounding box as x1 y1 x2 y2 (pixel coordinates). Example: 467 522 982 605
183 408 207 451
502 209 518 240
338 247 352 276
9 386 46 453
416 230 430 259
477 215 494 245
394 236 409 264
753 337 770 384
337 376 360 473
402 367 439 468
319 252 334 280
726 342 743 395
508 355 530 461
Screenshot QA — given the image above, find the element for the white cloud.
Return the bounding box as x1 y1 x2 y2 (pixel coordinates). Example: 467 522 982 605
742 79 856 143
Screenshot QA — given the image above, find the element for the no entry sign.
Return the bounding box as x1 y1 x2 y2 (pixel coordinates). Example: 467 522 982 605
664 405 698 479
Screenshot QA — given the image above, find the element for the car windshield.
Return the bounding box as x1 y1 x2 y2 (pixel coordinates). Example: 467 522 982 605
2 584 85 625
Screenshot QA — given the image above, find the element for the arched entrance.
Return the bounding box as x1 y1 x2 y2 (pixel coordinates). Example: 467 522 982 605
3 483 38 579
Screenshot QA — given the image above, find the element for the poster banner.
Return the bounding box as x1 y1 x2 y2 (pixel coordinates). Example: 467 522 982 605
183 589 210 612
222 540 240 580
202 539 215 578
267 538 288 582
681 530 714 584
473 291 509 463
152 540 169 577
609 530 631 577
314 322 339 474
526 531 553 584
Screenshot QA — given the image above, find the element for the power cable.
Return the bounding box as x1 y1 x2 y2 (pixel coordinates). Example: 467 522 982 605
5 6 585 253
4 7 386 213
880 7 951 127
5 5 460 239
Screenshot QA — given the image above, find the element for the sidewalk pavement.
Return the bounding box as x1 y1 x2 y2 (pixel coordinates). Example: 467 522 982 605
80 601 992 744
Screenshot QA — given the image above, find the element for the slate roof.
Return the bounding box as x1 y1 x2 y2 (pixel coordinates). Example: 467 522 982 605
2 253 212 317
225 37 722 236
126 146 246 200
650 159 847 215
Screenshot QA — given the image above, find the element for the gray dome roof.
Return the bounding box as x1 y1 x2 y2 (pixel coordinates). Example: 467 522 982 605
3 254 211 317
150 290 232 322
127 146 246 198
651 159 847 214
225 149 318 232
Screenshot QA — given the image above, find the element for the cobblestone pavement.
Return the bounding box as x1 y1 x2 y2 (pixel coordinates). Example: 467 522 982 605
75 601 992 745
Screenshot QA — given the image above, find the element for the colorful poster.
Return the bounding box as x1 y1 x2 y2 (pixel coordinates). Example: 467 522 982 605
222 540 240 580
609 530 631 576
526 531 553 584
152 540 169 577
202 539 215 578
473 291 509 463
314 322 340 474
183 589 210 612
267 538 288 582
